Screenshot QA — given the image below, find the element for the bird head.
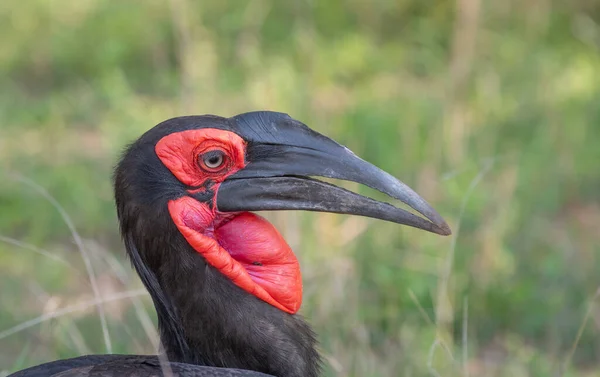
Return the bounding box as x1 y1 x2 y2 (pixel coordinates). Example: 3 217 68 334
115 111 450 317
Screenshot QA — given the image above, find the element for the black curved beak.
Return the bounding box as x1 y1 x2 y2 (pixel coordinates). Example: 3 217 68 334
216 130 451 236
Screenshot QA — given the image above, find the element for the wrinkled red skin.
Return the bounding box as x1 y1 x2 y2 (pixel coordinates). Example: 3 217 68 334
156 129 302 314
155 128 247 187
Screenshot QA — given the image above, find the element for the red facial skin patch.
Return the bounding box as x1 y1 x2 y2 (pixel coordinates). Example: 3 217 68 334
156 129 303 314
168 197 302 314
156 128 247 187
216 211 302 313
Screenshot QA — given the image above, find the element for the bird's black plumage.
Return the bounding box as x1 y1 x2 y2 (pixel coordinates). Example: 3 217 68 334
111 113 321 377
10 355 274 377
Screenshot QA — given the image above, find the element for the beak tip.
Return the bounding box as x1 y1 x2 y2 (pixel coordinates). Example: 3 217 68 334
421 206 452 236
431 217 452 236
438 223 452 236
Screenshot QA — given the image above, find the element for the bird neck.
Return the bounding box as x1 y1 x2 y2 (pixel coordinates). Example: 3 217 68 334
124 213 322 377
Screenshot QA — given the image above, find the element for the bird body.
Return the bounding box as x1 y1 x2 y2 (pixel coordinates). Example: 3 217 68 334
10 111 450 377
10 355 273 376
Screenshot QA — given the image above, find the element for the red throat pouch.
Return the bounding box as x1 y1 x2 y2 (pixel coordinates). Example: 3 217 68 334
168 197 302 314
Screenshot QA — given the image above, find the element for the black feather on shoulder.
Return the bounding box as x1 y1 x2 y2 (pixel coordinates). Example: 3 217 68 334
9 355 275 377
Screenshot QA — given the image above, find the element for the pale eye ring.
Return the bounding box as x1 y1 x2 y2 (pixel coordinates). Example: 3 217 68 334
200 150 226 170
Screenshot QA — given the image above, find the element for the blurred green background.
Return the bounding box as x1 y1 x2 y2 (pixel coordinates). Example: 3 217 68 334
1 0 599 376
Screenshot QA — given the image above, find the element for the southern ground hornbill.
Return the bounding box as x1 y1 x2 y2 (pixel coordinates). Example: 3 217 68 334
10 111 451 377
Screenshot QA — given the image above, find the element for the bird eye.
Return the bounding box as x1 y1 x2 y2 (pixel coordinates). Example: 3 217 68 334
199 150 227 171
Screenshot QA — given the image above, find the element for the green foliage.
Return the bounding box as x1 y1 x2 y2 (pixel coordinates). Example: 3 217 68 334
1 0 599 376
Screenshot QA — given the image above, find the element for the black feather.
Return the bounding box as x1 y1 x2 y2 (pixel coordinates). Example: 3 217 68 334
112 114 322 376
9 355 274 377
